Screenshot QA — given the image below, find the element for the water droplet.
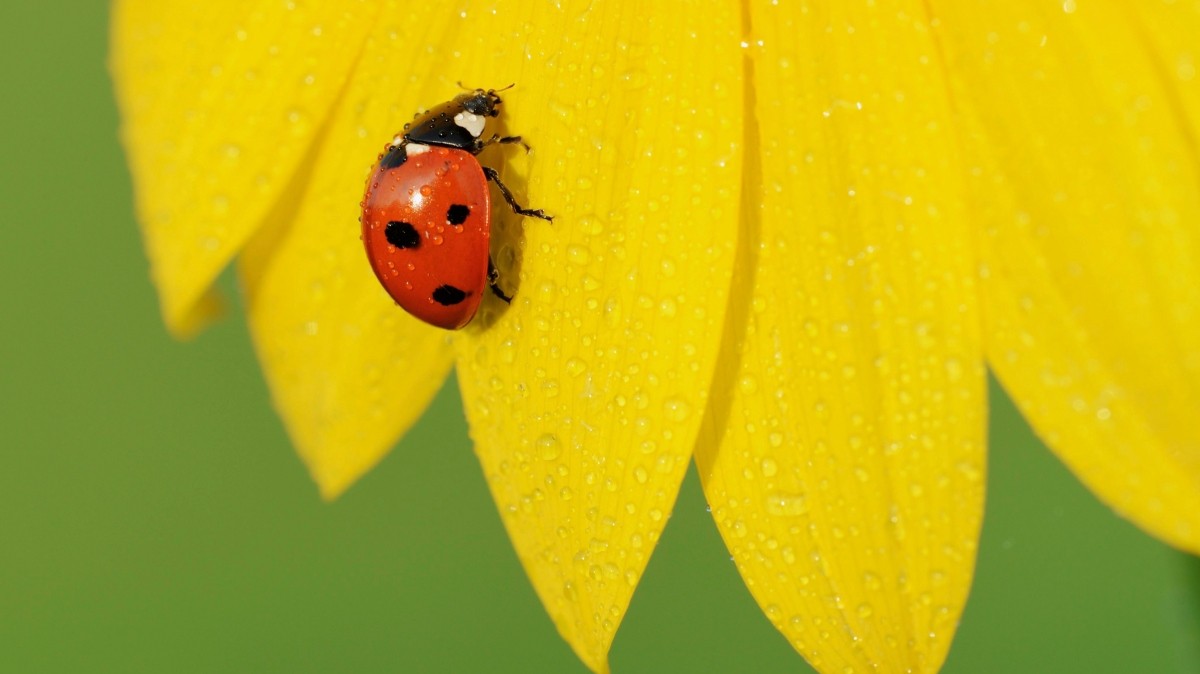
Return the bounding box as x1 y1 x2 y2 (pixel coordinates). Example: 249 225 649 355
765 492 808 516
760 457 779 478
285 107 311 132
737 376 759 394
957 460 982 482
565 357 587 377
603 297 622 327
536 433 561 460
663 397 691 422
654 454 677 474
945 358 963 382
566 245 591 265
498 339 516 365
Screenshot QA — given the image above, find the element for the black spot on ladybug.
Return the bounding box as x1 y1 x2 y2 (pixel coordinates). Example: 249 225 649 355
432 285 467 306
380 145 407 170
385 221 420 249
446 204 470 226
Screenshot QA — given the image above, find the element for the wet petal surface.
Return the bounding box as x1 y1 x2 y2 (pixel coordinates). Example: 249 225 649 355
932 1 1200 552
449 2 743 671
236 2 467 498
696 3 985 672
112 1 379 336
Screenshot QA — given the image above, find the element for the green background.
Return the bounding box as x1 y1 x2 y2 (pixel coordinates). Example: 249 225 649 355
2 2 1197 672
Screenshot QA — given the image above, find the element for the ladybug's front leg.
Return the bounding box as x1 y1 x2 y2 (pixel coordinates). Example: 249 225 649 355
481 166 553 221
477 134 530 153
487 258 512 303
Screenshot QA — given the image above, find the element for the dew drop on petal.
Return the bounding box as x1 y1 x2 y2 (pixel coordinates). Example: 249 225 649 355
634 466 649 484
536 433 562 460
565 357 587 377
566 244 591 265
760 457 779 478
765 492 809 516
663 397 692 423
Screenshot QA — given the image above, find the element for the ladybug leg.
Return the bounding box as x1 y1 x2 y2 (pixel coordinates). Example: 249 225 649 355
478 134 531 153
488 258 512 303
496 135 530 151
482 165 554 221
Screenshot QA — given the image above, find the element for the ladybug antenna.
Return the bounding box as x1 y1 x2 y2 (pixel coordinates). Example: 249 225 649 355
456 82 516 96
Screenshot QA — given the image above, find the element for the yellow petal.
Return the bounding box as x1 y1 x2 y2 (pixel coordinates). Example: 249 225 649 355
111 0 378 336
450 4 743 672
695 4 985 673
1130 3 1200 135
237 2 465 499
931 2 1200 551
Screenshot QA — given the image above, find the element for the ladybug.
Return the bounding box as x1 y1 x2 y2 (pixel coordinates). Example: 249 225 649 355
360 86 552 329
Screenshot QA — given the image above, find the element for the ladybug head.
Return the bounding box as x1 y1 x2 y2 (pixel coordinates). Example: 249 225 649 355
458 88 504 118
403 87 511 152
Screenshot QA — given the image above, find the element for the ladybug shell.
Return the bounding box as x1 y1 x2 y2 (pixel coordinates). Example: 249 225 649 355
362 144 492 329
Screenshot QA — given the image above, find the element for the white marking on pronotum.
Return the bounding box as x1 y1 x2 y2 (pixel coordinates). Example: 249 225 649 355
405 143 432 155
454 110 486 138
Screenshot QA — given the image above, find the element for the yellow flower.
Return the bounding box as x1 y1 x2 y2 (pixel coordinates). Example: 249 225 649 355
111 1 1200 672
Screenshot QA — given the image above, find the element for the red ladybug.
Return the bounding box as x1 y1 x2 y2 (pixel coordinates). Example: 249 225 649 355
360 87 551 329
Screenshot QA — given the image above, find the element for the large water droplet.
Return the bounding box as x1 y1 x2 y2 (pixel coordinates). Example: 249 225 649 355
765 492 808 516
565 357 587 377
536 433 561 460
663 397 691 422
566 244 591 265
760 457 779 478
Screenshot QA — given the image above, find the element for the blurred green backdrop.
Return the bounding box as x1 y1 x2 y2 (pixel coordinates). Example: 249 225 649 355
2 2 1197 672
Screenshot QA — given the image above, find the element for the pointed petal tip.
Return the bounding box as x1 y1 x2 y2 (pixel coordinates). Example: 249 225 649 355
564 639 609 674
316 476 350 503
934 1 1200 556
301 440 386 503
161 289 226 341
